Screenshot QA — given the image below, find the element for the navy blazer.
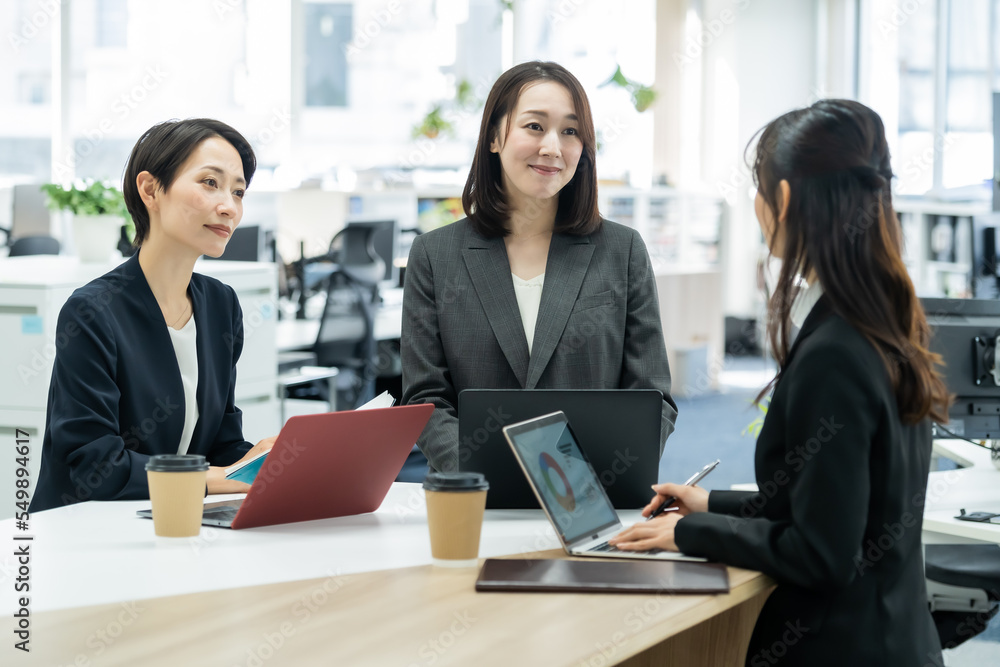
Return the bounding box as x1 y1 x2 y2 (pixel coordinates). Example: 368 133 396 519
675 297 941 666
401 218 678 472
30 252 253 512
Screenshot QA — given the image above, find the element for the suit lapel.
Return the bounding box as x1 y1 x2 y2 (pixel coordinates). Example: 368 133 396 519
462 231 529 387
525 233 594 388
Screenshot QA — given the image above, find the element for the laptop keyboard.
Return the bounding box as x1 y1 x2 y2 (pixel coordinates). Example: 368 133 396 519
202 499 243 524
589 540 664 555
203 506 240 522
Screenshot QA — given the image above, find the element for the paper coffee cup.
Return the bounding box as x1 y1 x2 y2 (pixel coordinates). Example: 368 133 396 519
423 472 489 567
145 455 209 537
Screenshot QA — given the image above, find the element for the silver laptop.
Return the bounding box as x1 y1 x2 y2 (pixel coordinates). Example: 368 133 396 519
503 411 706 562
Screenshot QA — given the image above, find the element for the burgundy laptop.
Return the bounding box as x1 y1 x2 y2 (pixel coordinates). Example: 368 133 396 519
137 404 433 529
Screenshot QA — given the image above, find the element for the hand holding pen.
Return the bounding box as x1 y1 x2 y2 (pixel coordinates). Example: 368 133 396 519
643 459 720 521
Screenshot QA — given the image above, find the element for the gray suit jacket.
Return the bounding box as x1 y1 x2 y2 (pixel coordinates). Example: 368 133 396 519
401 218 678 472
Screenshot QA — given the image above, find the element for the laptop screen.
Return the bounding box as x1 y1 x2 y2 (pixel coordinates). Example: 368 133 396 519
504 413 620 544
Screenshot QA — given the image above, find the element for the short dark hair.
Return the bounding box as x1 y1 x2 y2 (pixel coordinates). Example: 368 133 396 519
122 118 256 246
462 61 601 238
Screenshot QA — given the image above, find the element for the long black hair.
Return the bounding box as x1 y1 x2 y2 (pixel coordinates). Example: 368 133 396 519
752 99 949 424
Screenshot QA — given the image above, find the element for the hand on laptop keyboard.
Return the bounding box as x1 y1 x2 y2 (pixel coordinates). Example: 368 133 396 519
591 541 663 555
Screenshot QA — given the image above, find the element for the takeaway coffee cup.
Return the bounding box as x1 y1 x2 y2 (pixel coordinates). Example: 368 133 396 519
145 454 210 537
423 472 489 567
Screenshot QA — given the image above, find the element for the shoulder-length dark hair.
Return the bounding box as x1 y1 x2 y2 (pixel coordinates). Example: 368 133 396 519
123 118 256 246
753 99 949 424
462 61 600 237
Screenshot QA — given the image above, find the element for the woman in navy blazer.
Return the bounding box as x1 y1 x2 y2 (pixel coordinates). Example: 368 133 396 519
611 100 951 665
402 62 677 473
31 119 275 512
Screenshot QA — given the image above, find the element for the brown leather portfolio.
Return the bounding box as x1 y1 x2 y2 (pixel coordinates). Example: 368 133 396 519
475 558 730 594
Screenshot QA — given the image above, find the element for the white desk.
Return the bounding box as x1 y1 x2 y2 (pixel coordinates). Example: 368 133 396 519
0 483 572 614
923 440 1000 545
0 483 773 666
0 256 281 519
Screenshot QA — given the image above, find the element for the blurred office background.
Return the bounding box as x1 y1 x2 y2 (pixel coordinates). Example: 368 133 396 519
0 2 998 660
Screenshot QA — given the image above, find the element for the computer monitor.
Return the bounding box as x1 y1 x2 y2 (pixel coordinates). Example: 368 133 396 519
344 220 398 286
970 213 1000 298
207 225 275 262
922 297 1000 439
993 91 999 212
12 184 51 238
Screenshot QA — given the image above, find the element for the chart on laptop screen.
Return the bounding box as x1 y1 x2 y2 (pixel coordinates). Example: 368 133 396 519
513 420 619 542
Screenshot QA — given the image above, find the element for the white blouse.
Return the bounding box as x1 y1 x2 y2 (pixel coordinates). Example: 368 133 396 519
166 315 200 455
512 272 545 355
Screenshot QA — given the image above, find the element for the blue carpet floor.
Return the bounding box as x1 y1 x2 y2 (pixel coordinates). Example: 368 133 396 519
665 356 1000 663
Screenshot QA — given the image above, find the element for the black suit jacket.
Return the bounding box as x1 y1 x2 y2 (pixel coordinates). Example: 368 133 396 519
30 252 253 512
675 297 941 666
401 218 678 472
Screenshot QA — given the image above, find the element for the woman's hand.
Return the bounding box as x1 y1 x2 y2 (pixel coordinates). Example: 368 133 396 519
205 436 277 495
640 483 710 518
609 512 684 552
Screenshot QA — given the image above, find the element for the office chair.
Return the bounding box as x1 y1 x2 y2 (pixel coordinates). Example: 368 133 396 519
279 266 379 412
314 267 378 410
8 235 61 256
328 225 386 287
925 544 1000 648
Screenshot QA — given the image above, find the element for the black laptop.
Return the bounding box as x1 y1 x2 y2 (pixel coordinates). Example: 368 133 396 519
457 389 663 509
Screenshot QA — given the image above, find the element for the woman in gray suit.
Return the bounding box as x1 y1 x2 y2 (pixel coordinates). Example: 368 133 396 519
402 61 677 473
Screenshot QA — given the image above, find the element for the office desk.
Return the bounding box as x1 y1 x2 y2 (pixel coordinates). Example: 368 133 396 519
2 484 773 665
923 440 1000 545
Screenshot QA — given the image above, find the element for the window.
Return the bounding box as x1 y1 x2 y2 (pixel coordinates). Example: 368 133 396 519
95 0 128 49
304 3 352 107
870 0 998 195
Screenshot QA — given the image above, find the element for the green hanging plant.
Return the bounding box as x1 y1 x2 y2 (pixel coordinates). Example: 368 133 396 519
602 65 659 113
411 78 482 140
412 105 453 140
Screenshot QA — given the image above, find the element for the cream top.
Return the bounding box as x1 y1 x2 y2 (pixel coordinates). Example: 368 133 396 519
512 272 545 355
166 315 199 455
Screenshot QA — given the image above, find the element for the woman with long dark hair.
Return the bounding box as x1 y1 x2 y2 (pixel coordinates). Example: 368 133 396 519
401 61 677 473
611 99 950 665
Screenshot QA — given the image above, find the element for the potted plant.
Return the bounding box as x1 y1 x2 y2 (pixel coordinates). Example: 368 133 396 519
40 180 133 262
412 105 454 140
602 65 659 113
